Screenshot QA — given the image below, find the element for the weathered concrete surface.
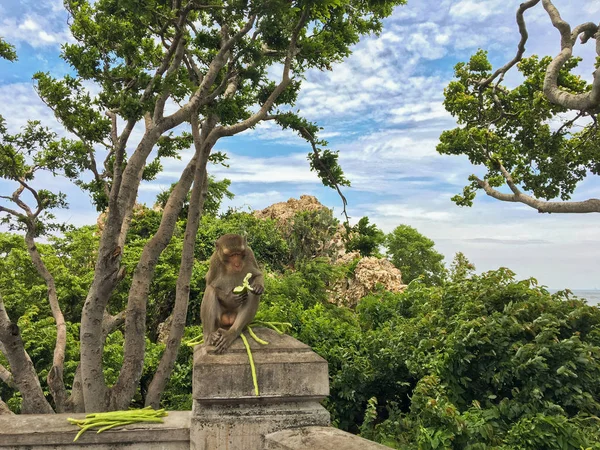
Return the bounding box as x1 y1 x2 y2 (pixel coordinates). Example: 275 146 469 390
265 426 393 449
193 327 329 402
191 328 330 450
0 410 190 449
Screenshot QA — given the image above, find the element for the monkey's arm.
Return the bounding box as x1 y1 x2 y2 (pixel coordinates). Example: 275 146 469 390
246 248 265 295
200 285 221 343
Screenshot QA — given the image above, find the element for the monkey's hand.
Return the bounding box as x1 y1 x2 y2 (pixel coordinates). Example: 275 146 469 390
212 328 237 354
232 291 248 306
251 283 264 295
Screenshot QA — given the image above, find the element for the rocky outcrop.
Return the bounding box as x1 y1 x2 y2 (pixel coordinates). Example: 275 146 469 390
254 195 329 224
254 195 347 261
330 256 407 308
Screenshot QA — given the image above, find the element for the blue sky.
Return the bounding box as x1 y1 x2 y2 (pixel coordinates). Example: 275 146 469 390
1 0 599 289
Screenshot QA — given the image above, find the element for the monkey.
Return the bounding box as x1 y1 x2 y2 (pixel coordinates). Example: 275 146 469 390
200 234 264 353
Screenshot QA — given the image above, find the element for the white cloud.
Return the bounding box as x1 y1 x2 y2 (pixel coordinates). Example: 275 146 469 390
449 0 516 22
0 14 72 48
390 102 450 123
371 204 455 221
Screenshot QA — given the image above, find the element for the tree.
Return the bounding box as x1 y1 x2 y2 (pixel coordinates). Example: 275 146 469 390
0 0 406 413
438 0 600 214
345 216 385 257
385 225 445 285
448 252 475 283
0 38 16 62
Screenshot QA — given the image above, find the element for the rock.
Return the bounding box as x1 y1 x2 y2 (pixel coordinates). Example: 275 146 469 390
253 195 327 225
330 257 407 308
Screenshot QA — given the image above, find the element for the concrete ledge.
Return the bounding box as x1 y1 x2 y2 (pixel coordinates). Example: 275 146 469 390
193 328 329 403
191 329 330 450
265 426 392 449
0 411 190 448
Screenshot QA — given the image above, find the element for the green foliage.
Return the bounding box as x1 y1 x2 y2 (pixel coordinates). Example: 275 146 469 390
275 112 351 190
355 271 600 449
449 251 476 283
153 177 234 221
438 50 600 208
0 119 83 235
195 212 288 272
385 224 446 285
0 38 17 62
345 216 385 257
286 209 340 264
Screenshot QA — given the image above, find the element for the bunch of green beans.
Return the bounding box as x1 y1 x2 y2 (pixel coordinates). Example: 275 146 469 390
67 406 168 442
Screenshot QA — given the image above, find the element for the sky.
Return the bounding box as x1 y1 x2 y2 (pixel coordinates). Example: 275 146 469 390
0 0 599 289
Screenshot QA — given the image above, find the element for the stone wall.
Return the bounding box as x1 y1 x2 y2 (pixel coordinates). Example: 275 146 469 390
0 329 390 450
0 411 190 449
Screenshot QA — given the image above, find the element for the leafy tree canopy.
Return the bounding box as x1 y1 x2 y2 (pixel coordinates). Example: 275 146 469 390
0 38 16 62
385 224 446 285
437 1 600 214
345 216 385 257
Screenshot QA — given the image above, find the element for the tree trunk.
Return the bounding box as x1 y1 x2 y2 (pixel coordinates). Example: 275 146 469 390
145 116 214 407
109 139 204 409
0 397 13 415
0 296 53 414
80 129 162 412
24 228 68 412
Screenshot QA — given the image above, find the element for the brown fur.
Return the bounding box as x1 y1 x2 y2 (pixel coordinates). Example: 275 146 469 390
200 234 264 353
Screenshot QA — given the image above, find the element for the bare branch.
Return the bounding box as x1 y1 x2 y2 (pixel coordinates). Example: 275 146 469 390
22 227 68 411
153 35 187 122
479 0 541 89
541 0 600 110
474 174 600 213
0 205 24 219
145 113 214 407
0 295 53 414
102 310 126 340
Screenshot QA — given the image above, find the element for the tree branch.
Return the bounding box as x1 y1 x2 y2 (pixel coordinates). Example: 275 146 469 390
0 295 53 414
213 9 309 139
0 364 15 389
473 174 600 213
301 127 350 224
109 117 208 409
23 226 68 411
541 0 600 110
161 14 257 130
145 113 215 407
479 0 541 89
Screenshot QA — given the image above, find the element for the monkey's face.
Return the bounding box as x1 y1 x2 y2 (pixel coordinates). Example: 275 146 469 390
216 234 247 272
223 248 245 272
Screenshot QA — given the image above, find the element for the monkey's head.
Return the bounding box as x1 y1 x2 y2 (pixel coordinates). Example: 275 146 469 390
215 233 247 272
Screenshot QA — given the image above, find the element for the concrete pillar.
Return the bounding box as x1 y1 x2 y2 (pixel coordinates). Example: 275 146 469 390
190 327 330 450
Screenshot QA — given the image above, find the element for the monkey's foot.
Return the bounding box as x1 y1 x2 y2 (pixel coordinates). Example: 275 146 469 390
213 328 237 354
208 330 222 346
